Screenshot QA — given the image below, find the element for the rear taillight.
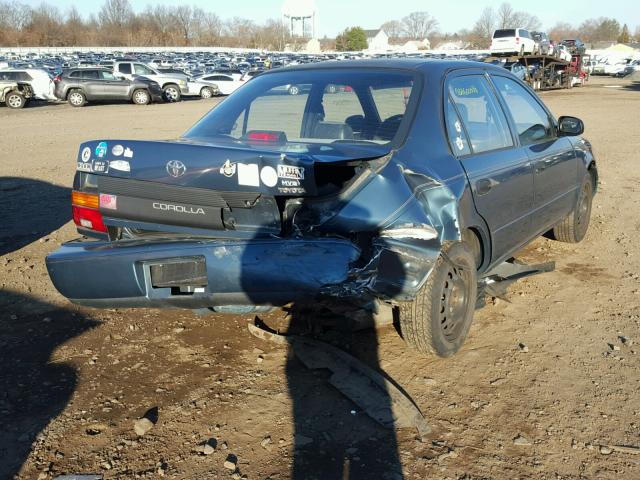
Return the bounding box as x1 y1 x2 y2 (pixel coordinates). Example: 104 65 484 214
71 191 107 233
54 74 61 82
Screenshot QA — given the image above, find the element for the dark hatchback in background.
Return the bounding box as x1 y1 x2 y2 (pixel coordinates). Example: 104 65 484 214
47 60 597 357
54 67 164 106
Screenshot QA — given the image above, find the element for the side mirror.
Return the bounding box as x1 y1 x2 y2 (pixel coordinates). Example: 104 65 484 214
558 116 584 136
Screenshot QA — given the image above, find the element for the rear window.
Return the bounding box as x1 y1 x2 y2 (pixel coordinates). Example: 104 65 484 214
493 29 516 38
184 69 419 150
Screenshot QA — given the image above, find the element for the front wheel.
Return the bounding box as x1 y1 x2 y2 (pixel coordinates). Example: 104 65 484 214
552 173 593 243
398 242 478 357
163 84 181 102
5 91 26 109
132 89 150 105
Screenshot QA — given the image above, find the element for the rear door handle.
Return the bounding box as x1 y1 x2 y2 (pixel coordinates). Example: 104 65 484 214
476 179 495 195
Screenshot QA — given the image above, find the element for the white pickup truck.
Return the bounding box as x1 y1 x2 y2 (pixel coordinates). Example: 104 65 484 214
113 61 188 102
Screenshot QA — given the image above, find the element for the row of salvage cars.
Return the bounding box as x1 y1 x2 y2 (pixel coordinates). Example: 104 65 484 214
0 63 247 108
46 59 598 358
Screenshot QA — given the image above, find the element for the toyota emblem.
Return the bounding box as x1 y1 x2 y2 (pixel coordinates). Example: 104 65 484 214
166 160 186 178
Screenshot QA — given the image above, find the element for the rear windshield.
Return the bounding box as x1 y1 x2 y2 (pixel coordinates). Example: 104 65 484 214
494 29 516 38
184 68 419 152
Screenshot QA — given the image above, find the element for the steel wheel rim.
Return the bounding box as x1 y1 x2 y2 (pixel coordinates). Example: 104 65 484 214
8 94 22 108
439 263 470 342
576 181 591 228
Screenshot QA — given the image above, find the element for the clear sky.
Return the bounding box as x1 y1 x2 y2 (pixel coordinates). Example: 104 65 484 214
20 0 640 37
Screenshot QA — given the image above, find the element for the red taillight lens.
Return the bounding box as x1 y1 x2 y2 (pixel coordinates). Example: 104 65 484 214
72 205 107 232
71 191 106 233
54 74 61 82
247 131 280 142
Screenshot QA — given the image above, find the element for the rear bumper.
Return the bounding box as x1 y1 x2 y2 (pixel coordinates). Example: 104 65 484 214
46 238 361 309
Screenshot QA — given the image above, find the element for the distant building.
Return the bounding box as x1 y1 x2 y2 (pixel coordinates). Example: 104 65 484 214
364 29 389 52
402 39 431 52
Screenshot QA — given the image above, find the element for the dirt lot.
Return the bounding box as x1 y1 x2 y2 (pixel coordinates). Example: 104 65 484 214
1 76 639 479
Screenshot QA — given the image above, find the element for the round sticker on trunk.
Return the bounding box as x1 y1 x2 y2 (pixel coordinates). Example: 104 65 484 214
112 144 124 156
260 166 278 187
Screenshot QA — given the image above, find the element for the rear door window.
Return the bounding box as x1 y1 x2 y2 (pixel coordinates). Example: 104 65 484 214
448 75 513 154
81 70 100 80
118 63 132 75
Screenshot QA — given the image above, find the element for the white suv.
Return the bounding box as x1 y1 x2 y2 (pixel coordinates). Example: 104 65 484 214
490 28 537 56
0 68 56 100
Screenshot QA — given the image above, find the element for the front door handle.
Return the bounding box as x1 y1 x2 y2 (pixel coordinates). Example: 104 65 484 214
476 179 497 195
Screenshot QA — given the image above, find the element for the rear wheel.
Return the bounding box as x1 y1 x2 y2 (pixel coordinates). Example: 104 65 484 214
398 242 477 357
132 89 150 105
200 87 214 99
5 91 25 109
67 90 86 107
163 84 181 102
552 173 593 243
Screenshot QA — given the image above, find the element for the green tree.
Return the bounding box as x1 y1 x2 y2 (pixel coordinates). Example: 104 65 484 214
618 23 630 43
336 26 367 51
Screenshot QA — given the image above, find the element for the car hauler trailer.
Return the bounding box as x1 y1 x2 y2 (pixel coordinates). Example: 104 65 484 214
484 53 589 91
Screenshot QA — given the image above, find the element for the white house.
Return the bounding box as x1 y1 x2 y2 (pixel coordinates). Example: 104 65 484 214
364 29 389 52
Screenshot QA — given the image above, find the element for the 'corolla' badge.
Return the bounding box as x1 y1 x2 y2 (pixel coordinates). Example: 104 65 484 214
166 160 186 178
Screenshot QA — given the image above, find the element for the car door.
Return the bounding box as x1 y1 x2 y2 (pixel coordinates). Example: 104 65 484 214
100 70 130 99
210 75 233 94
446 73 534 260
80 70 103 99
490 74 578 232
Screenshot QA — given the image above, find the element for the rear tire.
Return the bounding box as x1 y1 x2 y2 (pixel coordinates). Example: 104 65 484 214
132 89 150 105
163 84 181 102
552 173 593 243
398 242 477 357
67 89 86 107
5 91 25 109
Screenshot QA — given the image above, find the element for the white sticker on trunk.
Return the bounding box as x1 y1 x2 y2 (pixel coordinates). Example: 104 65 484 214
260 166 278 187
110 160 131 172
237 163 260 187
278 165 305 180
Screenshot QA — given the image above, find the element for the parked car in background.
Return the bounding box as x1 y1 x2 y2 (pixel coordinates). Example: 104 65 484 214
46 59 597 358
531 31 551 55
615 60 640 77
112 61 187 102
561 39 586 55
54 68 163 107
502 61 528 80
194 73 245 95
0 68 55 100
490 28 537 56
182 79 220 99
604 60 631 76
0 80 33 108
555 45 573 62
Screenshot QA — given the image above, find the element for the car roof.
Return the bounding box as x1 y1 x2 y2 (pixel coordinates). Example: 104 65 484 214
260 58 503 77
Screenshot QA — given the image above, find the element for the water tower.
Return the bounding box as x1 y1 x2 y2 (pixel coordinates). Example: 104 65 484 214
282 0 317 39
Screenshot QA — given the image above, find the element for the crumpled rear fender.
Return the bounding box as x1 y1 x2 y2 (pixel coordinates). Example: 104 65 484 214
298 153 468 302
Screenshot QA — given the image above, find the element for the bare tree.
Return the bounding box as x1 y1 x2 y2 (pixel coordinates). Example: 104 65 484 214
381 20 403 42
496 2 540 31
401 11 438 40
548 22 577 42
470 7 495 48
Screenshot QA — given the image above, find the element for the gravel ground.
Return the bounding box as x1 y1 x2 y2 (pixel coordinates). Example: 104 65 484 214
1 75 639 479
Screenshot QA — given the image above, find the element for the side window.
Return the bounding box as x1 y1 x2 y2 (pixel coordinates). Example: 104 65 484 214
69 71 81 78
492 75 554 145
448 75 513 154
82 70 99 80
134 64 155 75
445 96 471 156
119 63 132 75
100 71 117 81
